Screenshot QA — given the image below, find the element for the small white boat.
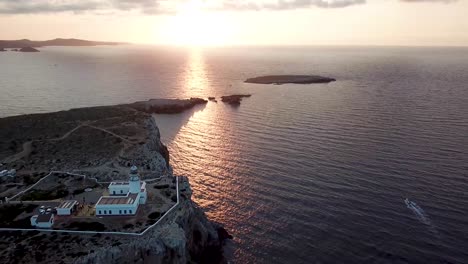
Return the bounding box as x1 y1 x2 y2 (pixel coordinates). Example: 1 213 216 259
405 198 417 207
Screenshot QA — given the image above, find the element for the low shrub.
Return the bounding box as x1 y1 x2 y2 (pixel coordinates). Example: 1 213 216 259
148 212 160 219
123 223 134 229
72 189 85 195
153 184 169 189
67 221 106 231
0 204 38 225
21 188 69 201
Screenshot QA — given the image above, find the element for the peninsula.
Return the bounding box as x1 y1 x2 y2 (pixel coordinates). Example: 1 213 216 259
245 75 336 84
0 99 228 264
0 38 125 49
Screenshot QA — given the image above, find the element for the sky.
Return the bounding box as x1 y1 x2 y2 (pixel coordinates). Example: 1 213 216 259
0 0 467 46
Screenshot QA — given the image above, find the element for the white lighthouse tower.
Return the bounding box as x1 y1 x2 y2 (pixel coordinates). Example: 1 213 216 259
129 165 141 194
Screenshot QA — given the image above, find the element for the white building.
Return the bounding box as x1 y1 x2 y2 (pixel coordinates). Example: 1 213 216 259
56 200 78 216
30 213 54 228
95 166 147 216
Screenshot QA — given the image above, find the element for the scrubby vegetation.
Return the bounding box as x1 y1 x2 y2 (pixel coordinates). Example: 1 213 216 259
123 223 134 229
153 184 169 189
21 186 69 201
0 204 38 228
72 189 85 195
67 221 106 231
148 211 161 219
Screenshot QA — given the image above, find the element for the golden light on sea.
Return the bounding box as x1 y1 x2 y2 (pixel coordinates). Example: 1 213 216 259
181 48 213 96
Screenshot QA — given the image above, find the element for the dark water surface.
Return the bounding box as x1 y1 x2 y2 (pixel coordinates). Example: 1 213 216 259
1 46 468 263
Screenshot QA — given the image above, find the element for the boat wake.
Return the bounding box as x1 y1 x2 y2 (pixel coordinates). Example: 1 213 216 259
405 198 440 237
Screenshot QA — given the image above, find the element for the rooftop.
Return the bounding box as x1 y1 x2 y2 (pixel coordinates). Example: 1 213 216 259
36 213 53 223
96 193 138 205
58 200 77 209
110 182 129 185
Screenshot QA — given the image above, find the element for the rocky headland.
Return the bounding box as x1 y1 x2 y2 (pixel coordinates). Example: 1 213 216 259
0 38 124 49
0 99 229 263
126 98 207 114
245 75 336 84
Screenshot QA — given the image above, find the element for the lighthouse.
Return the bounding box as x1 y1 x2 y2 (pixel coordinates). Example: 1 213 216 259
95 165 147 216
129 165 141 194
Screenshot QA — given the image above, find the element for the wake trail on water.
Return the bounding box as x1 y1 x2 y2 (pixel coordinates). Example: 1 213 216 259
405 199 440 238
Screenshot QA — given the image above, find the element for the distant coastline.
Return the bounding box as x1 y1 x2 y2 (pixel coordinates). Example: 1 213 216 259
0 38 126 49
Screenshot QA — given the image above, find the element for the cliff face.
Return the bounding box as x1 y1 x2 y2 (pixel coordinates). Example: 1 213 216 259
75 176 225 264
147 117 170 168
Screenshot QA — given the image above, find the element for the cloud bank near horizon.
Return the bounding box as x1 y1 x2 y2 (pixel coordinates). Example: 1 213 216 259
0 0 458 15
0 0 169 14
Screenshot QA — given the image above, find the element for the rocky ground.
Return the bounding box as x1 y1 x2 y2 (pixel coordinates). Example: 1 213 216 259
0 103 170 187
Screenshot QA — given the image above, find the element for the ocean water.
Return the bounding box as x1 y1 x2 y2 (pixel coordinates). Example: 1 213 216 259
1 45 468 263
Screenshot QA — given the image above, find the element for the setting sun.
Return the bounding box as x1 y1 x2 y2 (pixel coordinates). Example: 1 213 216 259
165 0 233 46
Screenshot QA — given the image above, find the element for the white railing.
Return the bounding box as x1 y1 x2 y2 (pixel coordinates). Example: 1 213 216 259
1 173 180 236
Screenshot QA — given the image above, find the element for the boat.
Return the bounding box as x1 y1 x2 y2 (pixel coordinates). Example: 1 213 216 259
405 198 417 207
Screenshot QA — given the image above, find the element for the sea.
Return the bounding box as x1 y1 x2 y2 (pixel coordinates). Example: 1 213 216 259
1 45 468 263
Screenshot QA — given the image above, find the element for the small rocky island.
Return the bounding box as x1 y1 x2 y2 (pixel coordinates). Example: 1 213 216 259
245 75 335 84
221 95 252 106
19 47 40 52
0 99 229 264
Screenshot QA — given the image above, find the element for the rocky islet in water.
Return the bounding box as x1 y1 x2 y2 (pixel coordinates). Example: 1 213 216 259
221 94 252 106
245 75 335 84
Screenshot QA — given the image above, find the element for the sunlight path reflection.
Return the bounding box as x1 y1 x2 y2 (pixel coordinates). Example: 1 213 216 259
181 48 212 97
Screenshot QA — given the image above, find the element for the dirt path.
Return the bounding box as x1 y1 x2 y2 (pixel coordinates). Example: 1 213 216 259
2 141 33 163
2 122 135 165
48 123 86 141
1 123 86 163
84 125 134 143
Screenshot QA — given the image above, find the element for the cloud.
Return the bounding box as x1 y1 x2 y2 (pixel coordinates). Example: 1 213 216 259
217 0 366 10
400 0 457 2
0 0 458 15
0 0 367 15
0 0 173 15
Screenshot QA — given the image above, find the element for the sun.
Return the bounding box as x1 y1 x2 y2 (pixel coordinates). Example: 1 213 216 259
165 0 232 46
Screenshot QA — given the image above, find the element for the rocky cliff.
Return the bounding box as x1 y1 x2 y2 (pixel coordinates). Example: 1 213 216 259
0 101 229 264
147 117 170 168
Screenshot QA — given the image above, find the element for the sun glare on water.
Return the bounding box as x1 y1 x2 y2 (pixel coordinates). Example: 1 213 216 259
166 0 232 46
